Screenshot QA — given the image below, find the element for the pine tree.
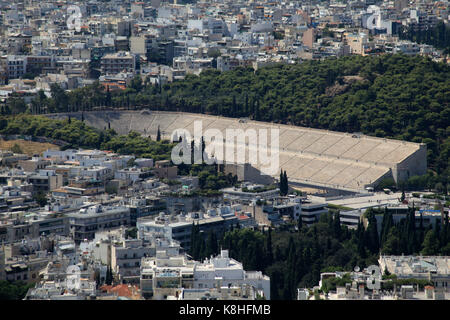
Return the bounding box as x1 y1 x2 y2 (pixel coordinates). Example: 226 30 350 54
383 228 400 255
421 229 439 255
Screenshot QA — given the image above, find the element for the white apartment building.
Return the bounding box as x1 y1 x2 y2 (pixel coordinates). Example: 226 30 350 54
69 166 112 181
393 41 420 55
43 149 78 162
194 250 270 299
111 238 153 282
114 167 147 183
140 249 270 300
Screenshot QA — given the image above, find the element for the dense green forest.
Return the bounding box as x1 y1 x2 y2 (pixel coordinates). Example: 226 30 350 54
0 280 35 300
190 207 450 299
139 54 449 183
1 54 449 190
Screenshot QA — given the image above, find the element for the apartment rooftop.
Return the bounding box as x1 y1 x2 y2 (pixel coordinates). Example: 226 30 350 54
379 255 450 277
67 204 129 219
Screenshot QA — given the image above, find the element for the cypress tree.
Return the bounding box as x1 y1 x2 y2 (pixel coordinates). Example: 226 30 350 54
279 170 284 195
381 209 394 247
283 170 288 195
211 231 218 255
266 227 273 266
356 221 366 258
105 267 109 285
279 170 288 196
190 140 195 165
274 245 282 261
244 94 249 114
105 265 113 285
199 238 206 261
156 125 161 141
201 136 205 162
189 222 198 259
205 230 218 258
255 99 260 120
232 95 237 117
285 237 296 299
434 220 441 252
105 85 111 106
297 213 303 231
334 211 341 240
366 210 379 254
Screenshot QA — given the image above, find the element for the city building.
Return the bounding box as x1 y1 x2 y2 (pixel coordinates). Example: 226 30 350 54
140 249 270 300
68 205 131 243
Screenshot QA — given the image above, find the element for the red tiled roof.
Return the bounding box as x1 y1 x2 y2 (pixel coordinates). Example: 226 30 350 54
235 212 250 220
100 284 136 297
